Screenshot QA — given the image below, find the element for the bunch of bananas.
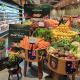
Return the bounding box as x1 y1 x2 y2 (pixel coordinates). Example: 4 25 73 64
52 24 78 41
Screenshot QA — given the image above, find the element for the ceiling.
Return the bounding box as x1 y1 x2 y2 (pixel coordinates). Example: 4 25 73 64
39 0 60 5
13 0 61 6
1 0 61 8
54 0 80 8
3 0 80 9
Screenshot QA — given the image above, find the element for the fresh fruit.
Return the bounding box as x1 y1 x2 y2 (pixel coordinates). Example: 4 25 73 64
52 24 78 41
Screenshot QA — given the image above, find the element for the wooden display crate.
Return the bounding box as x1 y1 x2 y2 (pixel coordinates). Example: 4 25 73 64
25 49 44 62
47 54 79 75
24 49 44 79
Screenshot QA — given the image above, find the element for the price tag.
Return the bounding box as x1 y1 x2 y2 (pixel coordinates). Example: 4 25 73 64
38 22 44 27
66 61 77 74
29 37 37 44
28 50 36 60
50 56 58 69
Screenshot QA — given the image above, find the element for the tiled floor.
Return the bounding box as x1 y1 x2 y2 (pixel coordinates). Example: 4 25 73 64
0 61 74 80
0 62 52 80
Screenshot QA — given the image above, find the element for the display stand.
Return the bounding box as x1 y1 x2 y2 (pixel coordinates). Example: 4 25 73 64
47 54 79 80
20 36 50 80
20 38 43 79
24 60 27 77
23 49 43 80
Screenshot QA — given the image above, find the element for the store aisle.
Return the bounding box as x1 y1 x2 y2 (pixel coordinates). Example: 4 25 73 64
0 61 51 80
0 38 51 80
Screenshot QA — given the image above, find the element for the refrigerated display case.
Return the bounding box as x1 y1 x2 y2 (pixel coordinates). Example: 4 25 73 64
0 1 24 37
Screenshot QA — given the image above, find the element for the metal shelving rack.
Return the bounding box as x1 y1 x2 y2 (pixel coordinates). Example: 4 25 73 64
0 1 24 37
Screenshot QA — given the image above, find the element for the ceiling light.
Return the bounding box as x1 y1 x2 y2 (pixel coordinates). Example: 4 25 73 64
77 0 79 2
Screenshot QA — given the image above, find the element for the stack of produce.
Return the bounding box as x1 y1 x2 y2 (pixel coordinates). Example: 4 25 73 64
44 19 59 28
70 41 80 59
20 36 50 50
47 37 80 60
9 51 20 63
52 24 78 41
33 28 52 42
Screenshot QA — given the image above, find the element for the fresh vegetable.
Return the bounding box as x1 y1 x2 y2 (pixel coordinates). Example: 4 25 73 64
75 35 80 42
33 28 52 42
70 45 78 54
20 36 50 50
57 39 71 47
51 39 71 51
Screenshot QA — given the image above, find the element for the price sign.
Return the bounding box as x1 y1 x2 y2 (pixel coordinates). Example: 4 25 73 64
28 50 36 60
50 56 58 69
66 61 77 74
29 37 37 44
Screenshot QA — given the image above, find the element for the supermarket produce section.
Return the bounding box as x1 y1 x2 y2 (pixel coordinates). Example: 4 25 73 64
0 0 80 80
